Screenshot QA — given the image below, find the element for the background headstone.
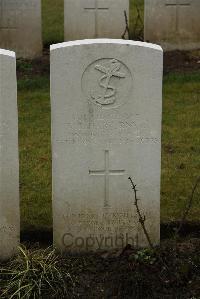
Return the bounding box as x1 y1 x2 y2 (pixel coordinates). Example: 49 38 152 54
144 0 200 50
51 39 163 252
0 0 42 58
64 0 129 40
0 49 19 260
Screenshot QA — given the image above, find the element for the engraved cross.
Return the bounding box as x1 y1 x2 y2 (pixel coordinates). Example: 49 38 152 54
165 0 191 31
89 150 125 208
84 0 109 37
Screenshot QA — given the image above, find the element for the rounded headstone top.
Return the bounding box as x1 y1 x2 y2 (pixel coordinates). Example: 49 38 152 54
50 39 163 52
0 49 15 58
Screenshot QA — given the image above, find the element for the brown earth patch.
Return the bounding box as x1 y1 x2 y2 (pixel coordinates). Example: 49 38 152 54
16 49 200 80
164 49 200 74
18 237 199 298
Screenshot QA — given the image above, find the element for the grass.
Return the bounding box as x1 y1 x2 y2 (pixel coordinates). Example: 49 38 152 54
162 73 200 222
0 246 73 298
129 0 144 39
42 0 64 47
19 87 51 231
17 0 200 232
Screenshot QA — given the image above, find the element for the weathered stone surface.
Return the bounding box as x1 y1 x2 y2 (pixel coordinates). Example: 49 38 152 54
51 39 163 252
0 49 19 260
64 0 129 40
0 0 42 58
144 0 200 51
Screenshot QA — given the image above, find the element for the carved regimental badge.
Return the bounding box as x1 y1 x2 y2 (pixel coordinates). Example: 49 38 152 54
82 58 133 109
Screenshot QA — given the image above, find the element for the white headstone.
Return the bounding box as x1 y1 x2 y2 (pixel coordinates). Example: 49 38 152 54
144 0 200 50
51 39 163 252
64 0 129 40
0 0 42 58
0 49 19 260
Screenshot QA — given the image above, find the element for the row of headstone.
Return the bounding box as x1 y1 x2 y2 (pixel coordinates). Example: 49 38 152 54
0 0 200 58
0 39 162 259
144 0 200 51
0 0 129 58
0 0 42 58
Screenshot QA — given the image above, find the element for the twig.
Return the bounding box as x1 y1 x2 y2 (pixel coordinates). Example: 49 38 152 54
128 177 172 278
128 177 154 249
175 176 200 236
121 10 130 40
134 5 144 41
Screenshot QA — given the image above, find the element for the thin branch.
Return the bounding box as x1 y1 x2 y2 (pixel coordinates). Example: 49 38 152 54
132 5 144 41
128 176 175 280
175 176 200 236
128 177 173 277
128 177 154 249
121 10 130 40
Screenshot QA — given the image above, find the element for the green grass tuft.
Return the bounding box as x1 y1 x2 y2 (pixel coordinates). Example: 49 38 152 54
0 246 74 298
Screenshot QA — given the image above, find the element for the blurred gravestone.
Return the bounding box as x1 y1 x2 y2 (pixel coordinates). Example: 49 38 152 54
144 0 200 50
51 39 163 252
0 49 19 260
64 0 129 40
0 0 42 58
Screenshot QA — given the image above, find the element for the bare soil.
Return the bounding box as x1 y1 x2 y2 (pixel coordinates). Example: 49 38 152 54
16 49 200 80
164 49 200 74
56 237 200 298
